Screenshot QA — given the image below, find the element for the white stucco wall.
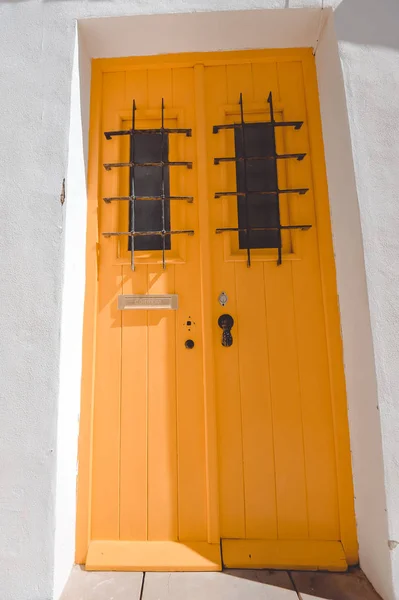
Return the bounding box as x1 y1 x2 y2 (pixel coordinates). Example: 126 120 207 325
0 2 398 600
53 30 91 600
333 2 399 597
316 10 399 600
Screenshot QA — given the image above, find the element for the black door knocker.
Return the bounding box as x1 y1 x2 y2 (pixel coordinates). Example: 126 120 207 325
218 314 234 347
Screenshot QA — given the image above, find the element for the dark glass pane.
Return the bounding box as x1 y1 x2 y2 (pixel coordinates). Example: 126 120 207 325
235 123 279 249
128 133 171 251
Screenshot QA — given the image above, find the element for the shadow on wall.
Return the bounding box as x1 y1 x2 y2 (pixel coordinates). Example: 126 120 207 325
0 0 398 40
335 0 399 49
0 0 398 50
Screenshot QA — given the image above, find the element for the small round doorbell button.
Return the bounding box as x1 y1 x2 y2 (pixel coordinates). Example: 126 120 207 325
185 339 195 349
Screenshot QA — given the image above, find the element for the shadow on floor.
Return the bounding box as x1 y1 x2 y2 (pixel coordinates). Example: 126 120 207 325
227 567 383 599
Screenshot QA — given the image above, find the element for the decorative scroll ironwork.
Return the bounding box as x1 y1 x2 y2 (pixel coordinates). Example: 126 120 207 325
102 99 194 270
213 92 311 266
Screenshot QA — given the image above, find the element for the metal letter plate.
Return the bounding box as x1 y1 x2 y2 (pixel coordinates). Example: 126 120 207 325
118 294 178 311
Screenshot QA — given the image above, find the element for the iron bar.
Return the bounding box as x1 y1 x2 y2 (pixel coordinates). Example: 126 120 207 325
267 92 283 264
103 229 195 238
104 160 192 171
103 195 193 203
238 93 251 267
215 225 311 233
161 98 166 269
215 188 309 198
104 127 192 140
213 120 303 134
214 152 306 164
130 99 137 270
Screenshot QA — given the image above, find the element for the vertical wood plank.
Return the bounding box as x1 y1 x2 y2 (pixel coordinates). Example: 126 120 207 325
256 61 310 541
120 265 149 540
119 69 149 541
146 68 178 541
147 265 178 540
279 60 340 541
91 265 123 540
264 259 309 540
173 67 208 542
126 69 148 108
226 62 278 539
235 262 278 539
91 71 125 539
194 64 221 544
302 53 357 561
206 64 246 539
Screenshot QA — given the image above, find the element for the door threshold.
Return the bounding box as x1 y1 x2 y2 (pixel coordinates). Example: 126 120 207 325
221 539 348 571
85 541 222 571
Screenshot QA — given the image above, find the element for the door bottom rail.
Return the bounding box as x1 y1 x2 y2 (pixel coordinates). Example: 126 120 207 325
84 539 348 572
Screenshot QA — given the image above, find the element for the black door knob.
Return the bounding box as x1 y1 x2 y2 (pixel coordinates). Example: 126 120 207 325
218 314 234 347
185 339 195 349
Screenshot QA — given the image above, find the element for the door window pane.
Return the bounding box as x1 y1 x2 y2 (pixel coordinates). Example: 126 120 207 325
128 133 171 251
234 123 279 249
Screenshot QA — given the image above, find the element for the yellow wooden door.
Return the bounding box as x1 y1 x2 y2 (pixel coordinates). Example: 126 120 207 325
204 59 356 570
77 50 357 573
84 64 221 571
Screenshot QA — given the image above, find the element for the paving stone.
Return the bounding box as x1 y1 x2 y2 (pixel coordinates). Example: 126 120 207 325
224 570 297 590
142 570 298 599
59 566 144 600
290 568 382 600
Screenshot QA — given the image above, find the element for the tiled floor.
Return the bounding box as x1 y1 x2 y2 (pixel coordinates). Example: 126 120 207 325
60 567 383 600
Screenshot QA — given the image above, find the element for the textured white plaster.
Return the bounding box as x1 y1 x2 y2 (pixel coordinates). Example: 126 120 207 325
0 1 398 600
0 2 70 600
333 3 399 598
316 13 395 600
79 9 322 58
53 29 91 600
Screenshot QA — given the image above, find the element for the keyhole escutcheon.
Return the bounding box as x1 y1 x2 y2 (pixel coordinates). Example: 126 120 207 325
218 314 234 347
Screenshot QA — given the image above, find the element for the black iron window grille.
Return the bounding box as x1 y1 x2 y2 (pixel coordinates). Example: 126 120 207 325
102 99 194 270
213 92 311 266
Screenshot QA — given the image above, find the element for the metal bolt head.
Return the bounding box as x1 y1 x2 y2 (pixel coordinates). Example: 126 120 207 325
218 291 228 307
